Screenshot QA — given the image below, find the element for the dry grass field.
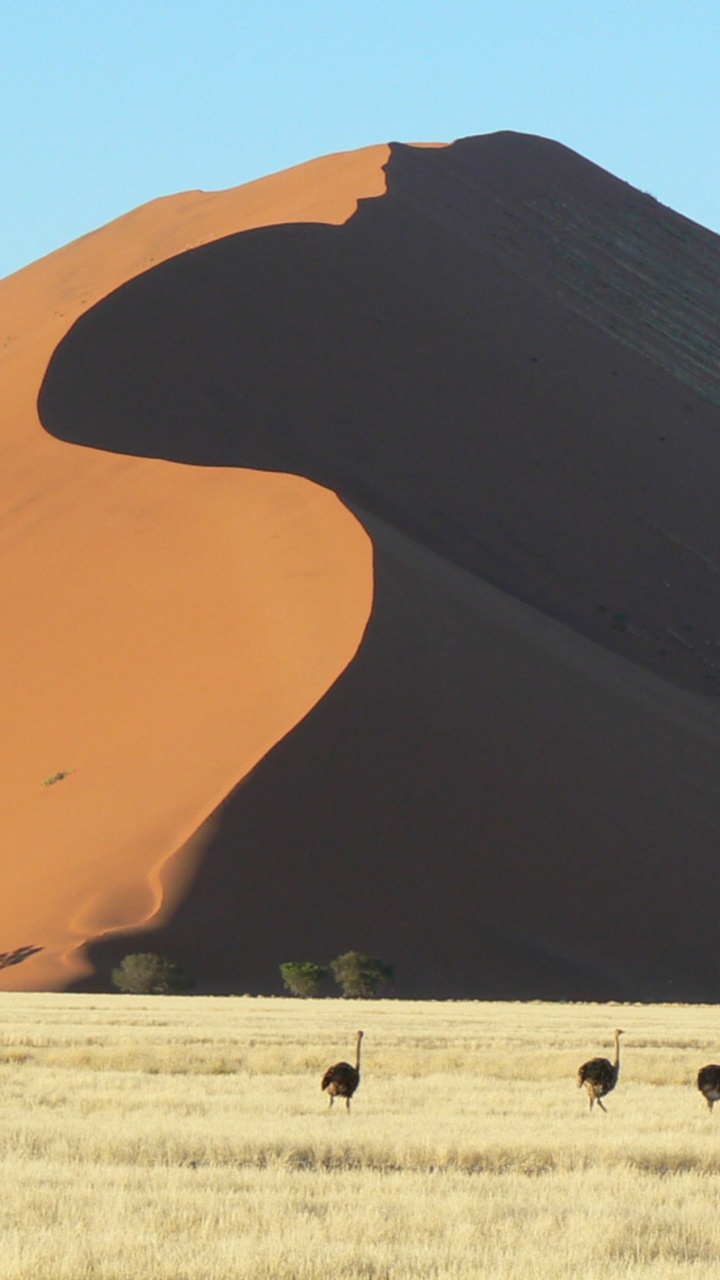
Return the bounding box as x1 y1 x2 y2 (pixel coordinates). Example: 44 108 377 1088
1 994 720 1278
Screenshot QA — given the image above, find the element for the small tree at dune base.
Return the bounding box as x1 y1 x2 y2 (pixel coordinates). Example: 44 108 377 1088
330 950 393 999
111 952 194 995
279 961 329 998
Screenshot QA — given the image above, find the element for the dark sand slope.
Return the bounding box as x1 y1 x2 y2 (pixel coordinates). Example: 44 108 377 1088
41 134 720 998
42 135 720 698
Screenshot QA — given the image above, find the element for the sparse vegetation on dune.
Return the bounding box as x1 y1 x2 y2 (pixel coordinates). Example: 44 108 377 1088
2 995 720 1277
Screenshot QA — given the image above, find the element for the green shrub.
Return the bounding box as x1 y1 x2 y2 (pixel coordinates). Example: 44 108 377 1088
279 961 329 997
111 952 194 995
330 950 393 998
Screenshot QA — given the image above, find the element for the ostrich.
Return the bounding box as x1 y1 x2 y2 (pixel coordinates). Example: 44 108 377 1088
321 1030 364 1110
697 1064 720 1111
577 1028 624 1112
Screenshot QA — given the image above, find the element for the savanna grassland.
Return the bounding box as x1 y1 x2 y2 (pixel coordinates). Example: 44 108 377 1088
1 994 720 1278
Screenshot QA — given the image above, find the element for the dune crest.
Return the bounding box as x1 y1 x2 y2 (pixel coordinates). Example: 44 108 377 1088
0 146 388 989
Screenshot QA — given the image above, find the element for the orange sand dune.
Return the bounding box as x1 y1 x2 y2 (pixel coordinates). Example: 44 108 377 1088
6 132 720 999
39 132 720 1002
0 146 388 988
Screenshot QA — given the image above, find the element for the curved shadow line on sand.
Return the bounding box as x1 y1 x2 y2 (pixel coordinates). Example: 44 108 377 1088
38 138 528 585
39 133 720 697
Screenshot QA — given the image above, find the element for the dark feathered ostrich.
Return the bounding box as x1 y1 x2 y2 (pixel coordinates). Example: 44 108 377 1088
697 1064 720 1111
577 1029 624 1112
321 1030 364 1110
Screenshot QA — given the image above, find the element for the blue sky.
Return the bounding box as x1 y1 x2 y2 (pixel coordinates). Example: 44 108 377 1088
1 0 718 280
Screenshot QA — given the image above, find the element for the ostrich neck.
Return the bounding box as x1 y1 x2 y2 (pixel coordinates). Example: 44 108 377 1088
613 1033 621 1069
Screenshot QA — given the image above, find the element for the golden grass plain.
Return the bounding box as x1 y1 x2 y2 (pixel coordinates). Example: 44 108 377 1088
2 993 720 1278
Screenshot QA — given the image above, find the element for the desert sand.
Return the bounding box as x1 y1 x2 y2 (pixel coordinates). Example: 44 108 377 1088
4 133 720 997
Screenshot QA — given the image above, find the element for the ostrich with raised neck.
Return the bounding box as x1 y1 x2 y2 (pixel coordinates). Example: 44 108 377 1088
577 1029 624 1112
321 1031 364 1110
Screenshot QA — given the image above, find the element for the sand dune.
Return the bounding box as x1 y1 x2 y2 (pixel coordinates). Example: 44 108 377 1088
4 133 720 996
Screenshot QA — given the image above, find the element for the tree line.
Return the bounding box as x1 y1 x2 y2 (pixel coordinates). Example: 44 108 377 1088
110 949 393 998
280 952 393 998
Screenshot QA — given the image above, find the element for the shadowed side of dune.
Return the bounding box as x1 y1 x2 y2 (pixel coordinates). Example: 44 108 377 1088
40 133 720 997
41 134 720 697
84 512 720 1000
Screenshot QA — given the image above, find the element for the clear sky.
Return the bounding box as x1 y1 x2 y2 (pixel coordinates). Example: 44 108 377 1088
1 0 718 280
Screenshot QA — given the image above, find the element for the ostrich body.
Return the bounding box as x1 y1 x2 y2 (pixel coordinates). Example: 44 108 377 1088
321 1030 363 1110
697 1065 720 1111
577 1029 623 1112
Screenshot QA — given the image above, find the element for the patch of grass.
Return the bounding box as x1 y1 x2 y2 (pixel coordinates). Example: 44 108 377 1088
1 995 720 1277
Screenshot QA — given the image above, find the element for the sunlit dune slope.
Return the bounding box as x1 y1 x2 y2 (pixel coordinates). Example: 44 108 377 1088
0 145 388 989
38 132 720 1001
